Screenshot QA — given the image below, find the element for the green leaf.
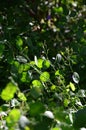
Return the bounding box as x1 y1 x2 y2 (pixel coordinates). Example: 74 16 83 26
20 72 27 82
16 37 23 47
30 80 43 99
73 107 86 128
23 63 30 71
53 7 63 14
0 44 5 57
6 109 20 127
51 127 61 130
18 92 27 101
64 99 70 107
37 58 44 69
54 108 68 123
13 61 20 68
29 61 35 66
51 85 56 90
1 82 17 101
29 101 45 116
40 72 50 82
55 70 60 76
18 64 24 73
69 82 76 91
30 87 41 99
32 80 42 88
43 60 50 69
20 72 31 83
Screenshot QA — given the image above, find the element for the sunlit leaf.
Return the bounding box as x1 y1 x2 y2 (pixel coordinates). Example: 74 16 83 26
40 72 50 82
64 99 70 107
24 126 30 130
29 61 35 66
20 72 31 83
30 80 43 99
69 82 76 91
51 127 61 130
18 92 27 101
18 64 24 73
43 60 50 69
6 109 20 127
13 61 20 68
16 37 23 47
55 70 60 76
51 85 56 90
37 58 44 69
53 7 63 14
1 82 18 101
20 72 27 82
23 63 30 71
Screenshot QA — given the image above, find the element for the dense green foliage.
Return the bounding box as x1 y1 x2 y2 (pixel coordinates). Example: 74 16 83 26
0 0 86 129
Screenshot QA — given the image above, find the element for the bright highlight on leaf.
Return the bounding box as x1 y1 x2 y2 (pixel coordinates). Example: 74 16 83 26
43 60 50 69
44 110 54 119
30 80 43 99
35 58 51 69
1 82 17 101
70 82 76 91
53 7 63 14
64 98 70 107
51 85 56 90
32 80 43 92
73 107 86 128
6 109 20 126
21 72 27 82
40 71 50 82
16 37 23 47
72 72 80 84
20 64 30 74
55 70 60 76
18 92 27 101
32 80 43 88
52 127 61 130
37 58 44 68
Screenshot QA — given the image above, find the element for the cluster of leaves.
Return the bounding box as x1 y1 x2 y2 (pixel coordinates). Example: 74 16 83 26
0 0 86 130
